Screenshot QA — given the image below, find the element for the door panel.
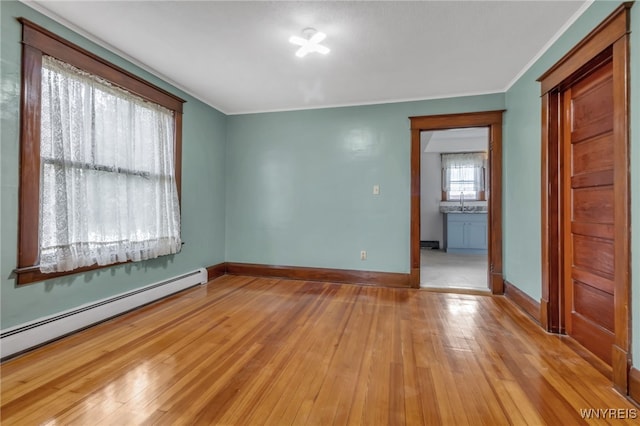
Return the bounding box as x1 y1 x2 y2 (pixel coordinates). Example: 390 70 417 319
572 188 613 223
572 268 615 295
563 59 615 365
573 280 615 331
571 69 613 143
570 313 615 364
571 92 613 142
571 170 614 189
572 133 613 174
571 222 613 241
572 235 614 277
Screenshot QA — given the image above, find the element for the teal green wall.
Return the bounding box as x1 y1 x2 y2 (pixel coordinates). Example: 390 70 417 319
504 1 639 363
0 1 227 329
226 95 504 273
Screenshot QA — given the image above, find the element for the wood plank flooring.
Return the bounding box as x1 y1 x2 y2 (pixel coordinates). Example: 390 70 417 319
1 275 637 425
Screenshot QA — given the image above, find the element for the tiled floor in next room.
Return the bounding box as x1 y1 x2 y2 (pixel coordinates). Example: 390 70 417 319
420 248 489 291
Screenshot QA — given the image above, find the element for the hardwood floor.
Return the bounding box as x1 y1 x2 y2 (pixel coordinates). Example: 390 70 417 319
1 275 637 425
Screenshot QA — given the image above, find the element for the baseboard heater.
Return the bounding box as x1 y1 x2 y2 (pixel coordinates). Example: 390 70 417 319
0 268 207 360
420 240 440 249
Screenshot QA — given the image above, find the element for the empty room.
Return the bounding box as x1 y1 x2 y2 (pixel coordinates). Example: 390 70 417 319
1 1 639 424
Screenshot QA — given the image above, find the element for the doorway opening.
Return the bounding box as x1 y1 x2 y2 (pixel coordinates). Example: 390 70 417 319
419 128 489 292
409 111 504 293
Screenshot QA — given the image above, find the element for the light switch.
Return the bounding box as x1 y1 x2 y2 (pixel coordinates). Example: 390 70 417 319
373 184 380 195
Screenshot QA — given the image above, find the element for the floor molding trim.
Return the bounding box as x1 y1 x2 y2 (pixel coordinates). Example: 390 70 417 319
504 280 541 325
225 262 411 288
206 263 227 281
630 367 640 406
421 287 492 296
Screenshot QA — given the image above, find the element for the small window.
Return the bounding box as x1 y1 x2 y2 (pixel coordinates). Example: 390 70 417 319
16 19 185 285
441 153 486 201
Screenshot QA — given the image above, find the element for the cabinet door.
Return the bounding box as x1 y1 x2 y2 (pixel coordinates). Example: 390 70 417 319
447 221 465 248
465 221 487 249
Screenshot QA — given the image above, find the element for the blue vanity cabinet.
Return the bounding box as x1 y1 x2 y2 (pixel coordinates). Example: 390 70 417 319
443 213 488 254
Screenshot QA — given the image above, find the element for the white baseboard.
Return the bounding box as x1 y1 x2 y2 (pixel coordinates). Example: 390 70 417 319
1 268 207 359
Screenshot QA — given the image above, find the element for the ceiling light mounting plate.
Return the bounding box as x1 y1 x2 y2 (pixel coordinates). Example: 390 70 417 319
302 27 316 38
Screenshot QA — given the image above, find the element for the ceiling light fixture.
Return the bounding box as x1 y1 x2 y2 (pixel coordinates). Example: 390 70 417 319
289 27 330 58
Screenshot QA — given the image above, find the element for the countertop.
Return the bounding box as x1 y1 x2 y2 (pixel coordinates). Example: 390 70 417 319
440 206 488 214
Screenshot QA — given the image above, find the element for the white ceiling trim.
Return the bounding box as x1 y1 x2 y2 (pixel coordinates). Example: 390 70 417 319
20 0 225 113
502 0 594 93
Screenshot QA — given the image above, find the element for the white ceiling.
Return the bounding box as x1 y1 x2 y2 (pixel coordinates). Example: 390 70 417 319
26 1 590 115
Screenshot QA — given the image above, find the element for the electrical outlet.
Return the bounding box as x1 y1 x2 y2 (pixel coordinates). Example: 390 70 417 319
373 185 380 195
360 250 367 260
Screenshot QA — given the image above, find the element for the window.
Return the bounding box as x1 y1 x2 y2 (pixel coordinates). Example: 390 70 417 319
441 152 486 201
16 19 185 285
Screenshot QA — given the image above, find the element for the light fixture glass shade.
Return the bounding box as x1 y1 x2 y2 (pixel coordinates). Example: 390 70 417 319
289 36 307 46
295 45 312 58
289 28 329 57
309 32 326 44
315 45 330 55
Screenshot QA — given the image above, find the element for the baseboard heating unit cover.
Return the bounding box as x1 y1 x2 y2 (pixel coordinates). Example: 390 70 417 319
0 268 207 359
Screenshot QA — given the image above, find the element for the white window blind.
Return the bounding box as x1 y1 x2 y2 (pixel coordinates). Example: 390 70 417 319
39 55 181 273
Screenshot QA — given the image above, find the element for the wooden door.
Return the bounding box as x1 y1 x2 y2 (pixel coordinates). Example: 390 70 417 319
562 59 615 365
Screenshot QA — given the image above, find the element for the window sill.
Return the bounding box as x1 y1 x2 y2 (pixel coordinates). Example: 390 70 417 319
13 262 130 286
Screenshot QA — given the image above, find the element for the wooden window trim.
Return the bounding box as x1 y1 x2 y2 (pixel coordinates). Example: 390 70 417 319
15 18 185 286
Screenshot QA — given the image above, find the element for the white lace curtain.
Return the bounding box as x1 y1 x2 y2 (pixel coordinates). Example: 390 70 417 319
441 152 486 192
39 55 181 273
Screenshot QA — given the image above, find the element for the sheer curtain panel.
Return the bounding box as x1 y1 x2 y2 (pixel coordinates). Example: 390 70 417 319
441 152 486 195
39 56 181 273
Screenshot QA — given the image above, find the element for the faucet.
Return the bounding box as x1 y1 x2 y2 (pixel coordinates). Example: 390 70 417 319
460 192 464 211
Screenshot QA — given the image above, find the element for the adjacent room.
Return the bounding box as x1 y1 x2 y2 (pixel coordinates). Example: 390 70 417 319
1 1 639 424
420 128 490 292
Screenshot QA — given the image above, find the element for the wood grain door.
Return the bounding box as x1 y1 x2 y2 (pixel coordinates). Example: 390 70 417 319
562 59 615 365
